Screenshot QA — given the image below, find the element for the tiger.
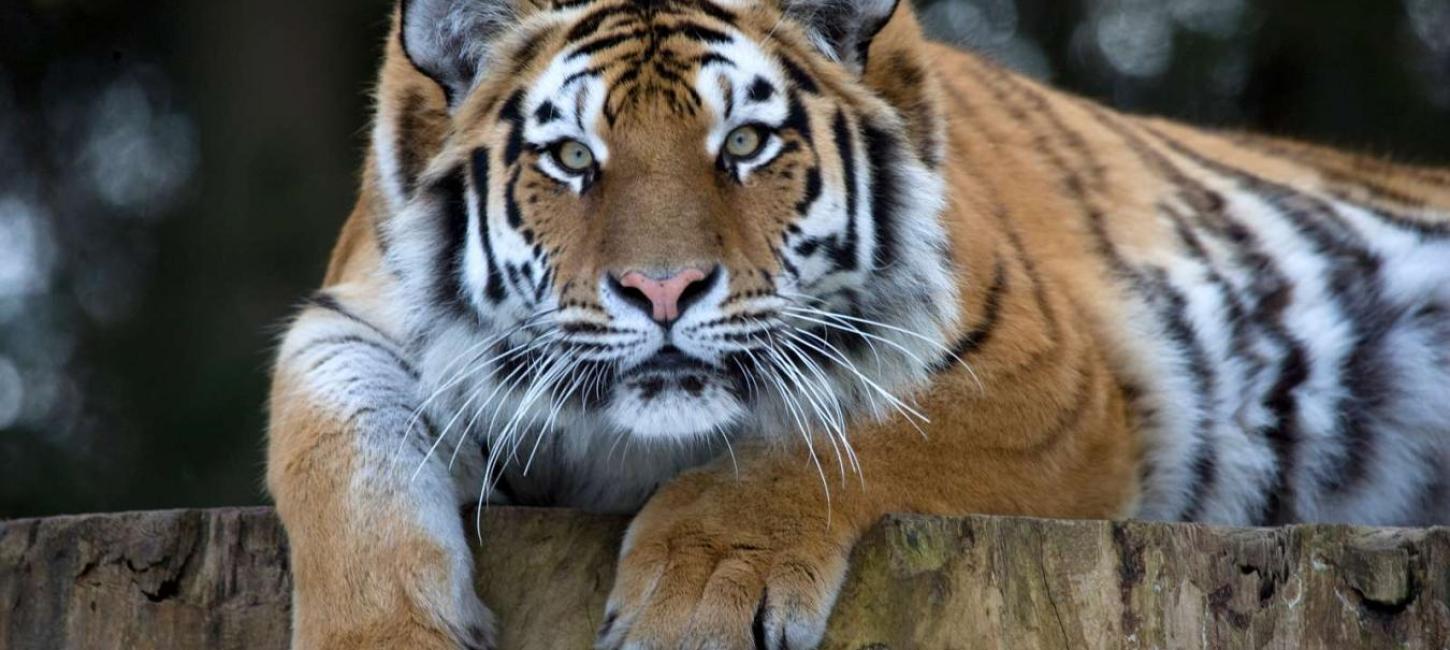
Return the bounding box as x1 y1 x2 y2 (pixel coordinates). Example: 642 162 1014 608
265 0 1450 647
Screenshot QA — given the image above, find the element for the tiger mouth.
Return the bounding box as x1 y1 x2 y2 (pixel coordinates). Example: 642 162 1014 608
619 347 718 400
605 345 752 439
629 346 709 373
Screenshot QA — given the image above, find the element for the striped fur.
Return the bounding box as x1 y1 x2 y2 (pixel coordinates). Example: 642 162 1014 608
267 0 1450 647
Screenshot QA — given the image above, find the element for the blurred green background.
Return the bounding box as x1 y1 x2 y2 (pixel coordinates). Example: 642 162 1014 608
2 0 1448 518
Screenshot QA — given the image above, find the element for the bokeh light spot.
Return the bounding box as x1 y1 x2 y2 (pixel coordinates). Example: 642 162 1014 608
1094 1 1175 79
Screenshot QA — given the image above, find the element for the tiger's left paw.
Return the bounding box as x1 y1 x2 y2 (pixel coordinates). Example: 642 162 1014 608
594 488 854 650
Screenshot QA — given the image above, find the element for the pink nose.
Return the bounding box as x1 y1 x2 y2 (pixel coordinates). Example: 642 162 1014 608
617 268 709 323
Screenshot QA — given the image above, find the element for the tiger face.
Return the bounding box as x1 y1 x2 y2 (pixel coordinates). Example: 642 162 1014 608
380 0 958 446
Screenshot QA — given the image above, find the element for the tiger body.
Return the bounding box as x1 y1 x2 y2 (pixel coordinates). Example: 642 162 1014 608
931 66 1450 526
266 0 1450 647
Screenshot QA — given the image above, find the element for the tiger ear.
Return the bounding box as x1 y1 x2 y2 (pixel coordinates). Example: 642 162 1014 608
399 0 521 106
778 0 900 72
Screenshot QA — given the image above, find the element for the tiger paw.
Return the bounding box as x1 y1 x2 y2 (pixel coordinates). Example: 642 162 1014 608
595 479 855 650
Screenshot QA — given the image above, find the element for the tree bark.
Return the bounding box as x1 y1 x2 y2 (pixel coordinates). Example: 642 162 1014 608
1 507 1445 649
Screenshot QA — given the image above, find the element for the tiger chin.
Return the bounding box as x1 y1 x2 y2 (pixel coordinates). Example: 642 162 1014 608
266 0 1450 647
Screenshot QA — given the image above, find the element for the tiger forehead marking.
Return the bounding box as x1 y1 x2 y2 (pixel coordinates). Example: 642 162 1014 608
521 0 761 126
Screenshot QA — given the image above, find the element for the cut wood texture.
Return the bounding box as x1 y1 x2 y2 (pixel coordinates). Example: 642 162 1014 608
1 507 1446 649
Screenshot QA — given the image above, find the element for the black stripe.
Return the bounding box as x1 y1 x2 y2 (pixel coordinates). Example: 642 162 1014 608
884 50 939 168
751 593 769 650
504 166 525 230
694 52 733 68
535 266 553 303
1228 136 1450 212
720 76 734 119
830 109 860 273
780 92 813 146
432 168 471 313
568 28 650 60
470 148 509 305
565 5 633 42
794 161 822 212
671 22 732 44
778 56 819 95
573 84 590 129
302 335 420 380
505 264 526 302
1084 104 1339 525
499 91 527 166
561 66 604 89
393 89 429 196
697 0 737 26
534 100 560 124
507 27 551 77
1325 189 1450 238
646 64 703 107
932 256 1008 370
1259 339 1308 524
498 167 534 301
747 76 775 103
1140 266 1220 521
777 247 801 279
304 293 405 349
861 121 902 273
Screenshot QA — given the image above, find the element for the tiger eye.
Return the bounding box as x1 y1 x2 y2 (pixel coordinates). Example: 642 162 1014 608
555 139 595 172
724 125 764 158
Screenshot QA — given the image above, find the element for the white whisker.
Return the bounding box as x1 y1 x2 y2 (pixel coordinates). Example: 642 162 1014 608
788 328 929 427
780 310 931 367
399 310 558 456
409 331 562 482
779 333 864 478
782 301 986 393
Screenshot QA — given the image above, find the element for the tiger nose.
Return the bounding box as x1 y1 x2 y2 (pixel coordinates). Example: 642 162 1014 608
611 266 716 324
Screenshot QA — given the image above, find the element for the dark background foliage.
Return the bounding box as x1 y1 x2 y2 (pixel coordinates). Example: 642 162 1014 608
1 0 1447 518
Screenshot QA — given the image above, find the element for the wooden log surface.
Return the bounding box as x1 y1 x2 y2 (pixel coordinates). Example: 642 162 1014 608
1 507 1446 649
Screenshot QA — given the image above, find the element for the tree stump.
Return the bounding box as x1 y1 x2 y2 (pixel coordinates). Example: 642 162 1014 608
1 508 1446 649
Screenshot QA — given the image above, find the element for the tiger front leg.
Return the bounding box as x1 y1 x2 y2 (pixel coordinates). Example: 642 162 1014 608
267 291 494 650
597 393 1139 650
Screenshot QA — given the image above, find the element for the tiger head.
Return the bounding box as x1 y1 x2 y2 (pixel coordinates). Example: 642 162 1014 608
375 0 959 444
